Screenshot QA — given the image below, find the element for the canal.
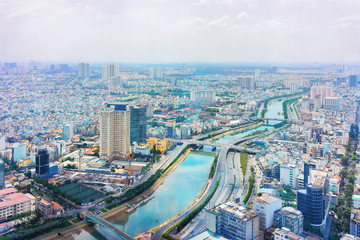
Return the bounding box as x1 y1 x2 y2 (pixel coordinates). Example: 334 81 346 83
59 151 216 239
46 100 285 239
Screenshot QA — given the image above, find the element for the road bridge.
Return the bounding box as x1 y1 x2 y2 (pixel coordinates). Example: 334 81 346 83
85 212 133 240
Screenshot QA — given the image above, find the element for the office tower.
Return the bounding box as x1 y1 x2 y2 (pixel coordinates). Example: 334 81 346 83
274 207 304 235
130 105 147 144
36 148 50 175
149 67 163 79
297 170 328 227
12 144 26 162
280 164 299 189
0 160 4 189
166 125 174 139
102 64 120 81
78 63 89 78
273 228 304 240
351 209 360 237
190 90 216 106
109 76 128 93
310 127 323 143
0 136 5 151
350 75 358 87
180 125 190 139
255 69 261 80
323 97 340 110
311 85 333 100
268 66 278 74
337 77 347 86
237 76 255 90
254 194 282 230
100 103 131 161
303 160 316 187
206 202 259 240
63 124 74 141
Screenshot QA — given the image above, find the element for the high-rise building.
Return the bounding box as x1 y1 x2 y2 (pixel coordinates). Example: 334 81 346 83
311 85 333 100
109 76 128 93
255 69 261 80
78 63 89 78
190 90 216 106
303 160 316 187
0 135 5 151
100 103 131 161
350 75 358 87
36 148 50 175
238 76 255 90
254 194 282 230
280 164 299 189
351 209 360 237
0 160 4 189
149 67 163 79
12 144 26 162
274 207 304 235
130 105 147 144
323 97 340 110
102 64 120 81
63 124 74 141
206 202 260 240
297 170 328 227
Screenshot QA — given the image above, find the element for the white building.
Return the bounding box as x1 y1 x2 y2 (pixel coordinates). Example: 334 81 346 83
238 76 255 90
12 144 26 162
0 136 5 151
274 227 304 240
353 195 360 209
102 64 120 81
254 193 282 230
323 97 340 110
351 209 360 237
274 207 304 235
100 103 131 162
78 63 89 78
280 164 299 189
206 202 260 240
190 90 216 107
0 188 32 221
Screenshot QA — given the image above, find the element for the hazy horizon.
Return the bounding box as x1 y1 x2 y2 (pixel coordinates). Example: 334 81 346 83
1 0 360 63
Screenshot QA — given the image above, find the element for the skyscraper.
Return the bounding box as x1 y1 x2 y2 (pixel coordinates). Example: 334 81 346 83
102 64 120 81
78 63 89 78
350 75 358 87
297 170 328 228
100 103 131 162
190 90 216 106
36 148 50 175
237 76 255 90
0 160 4 189
130 105 147 144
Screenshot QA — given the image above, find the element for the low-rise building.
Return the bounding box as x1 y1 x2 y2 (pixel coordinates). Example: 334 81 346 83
254 194 282 230
36 197 54 218
274 227 304 240
0 188 32 220
351 209 360 237
206 202 260 240
274 207 304 235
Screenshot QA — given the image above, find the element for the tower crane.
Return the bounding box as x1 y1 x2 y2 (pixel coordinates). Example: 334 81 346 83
123 126 134 175
78 150 83 177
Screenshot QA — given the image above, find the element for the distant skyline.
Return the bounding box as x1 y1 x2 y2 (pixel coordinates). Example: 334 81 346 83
1 0 360 63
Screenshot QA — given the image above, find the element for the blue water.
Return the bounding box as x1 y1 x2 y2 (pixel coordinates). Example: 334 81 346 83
266 100 284 124
66 151 215 239
211 125 272 144
107 151 215 237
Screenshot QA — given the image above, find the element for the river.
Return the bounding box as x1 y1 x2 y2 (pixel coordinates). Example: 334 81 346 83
59 151 216 239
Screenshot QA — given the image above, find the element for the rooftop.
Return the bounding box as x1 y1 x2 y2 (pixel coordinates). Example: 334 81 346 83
255 193 281 205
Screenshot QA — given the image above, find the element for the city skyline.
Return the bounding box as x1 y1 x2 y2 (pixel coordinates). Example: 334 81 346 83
1 0 360 62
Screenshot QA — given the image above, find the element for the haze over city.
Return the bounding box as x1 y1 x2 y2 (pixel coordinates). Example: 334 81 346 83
1 0 360 62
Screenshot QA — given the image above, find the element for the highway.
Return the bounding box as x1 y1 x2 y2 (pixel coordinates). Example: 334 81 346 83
151 146 228 240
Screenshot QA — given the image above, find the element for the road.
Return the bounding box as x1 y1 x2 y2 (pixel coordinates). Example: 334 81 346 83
151 147 229 240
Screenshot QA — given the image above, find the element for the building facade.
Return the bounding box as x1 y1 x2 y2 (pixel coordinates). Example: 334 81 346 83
36 148 49 175
100 103 131 161
102 64 120 81
274 207 304 235
206 202 260 240
190 90 216 107
254 194 282 230
130 105 147 144
0 188 31 221
78 63 89 78
297 170 328 228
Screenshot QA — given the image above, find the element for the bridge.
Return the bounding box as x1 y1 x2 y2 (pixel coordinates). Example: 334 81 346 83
174 139 261 154
85 212 133 240
257 117 303 125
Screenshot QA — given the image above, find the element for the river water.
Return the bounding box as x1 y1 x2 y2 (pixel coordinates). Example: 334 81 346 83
49 101 284 239
62 151 215 239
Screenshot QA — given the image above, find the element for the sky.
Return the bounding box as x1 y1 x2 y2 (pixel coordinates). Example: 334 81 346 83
1 0 360 63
